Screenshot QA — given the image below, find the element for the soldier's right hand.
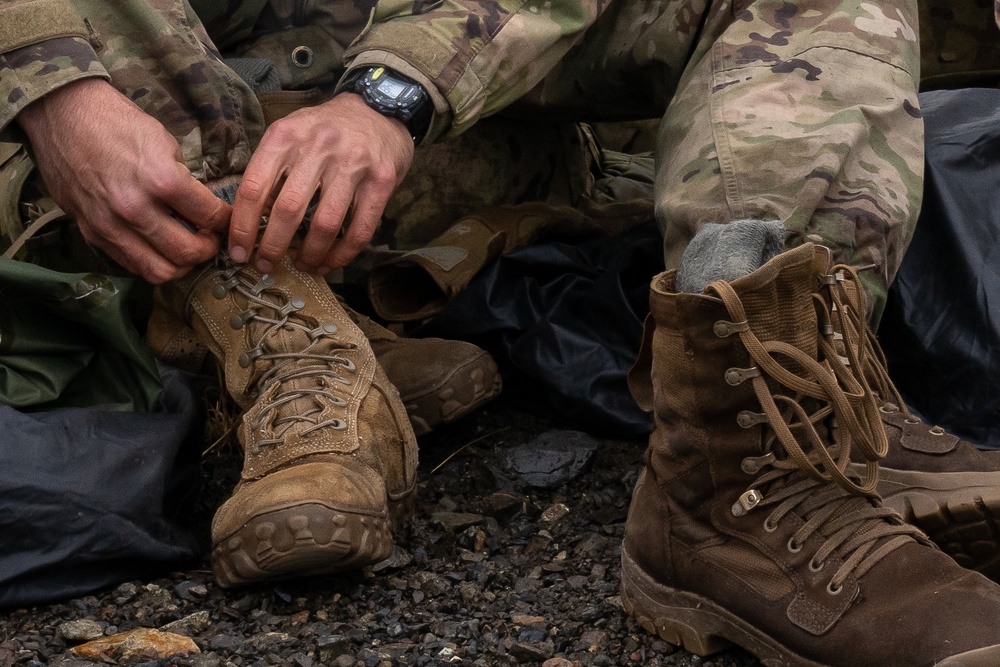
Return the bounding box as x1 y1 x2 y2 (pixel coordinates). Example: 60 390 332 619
15 79 231 284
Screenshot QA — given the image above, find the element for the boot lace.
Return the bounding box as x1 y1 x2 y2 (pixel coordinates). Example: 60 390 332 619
710 269 927 594
187 256 357 452
824 264 932 427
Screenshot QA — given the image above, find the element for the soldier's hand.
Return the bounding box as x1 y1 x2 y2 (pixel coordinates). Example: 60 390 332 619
228 92 413 274
15 78 230 284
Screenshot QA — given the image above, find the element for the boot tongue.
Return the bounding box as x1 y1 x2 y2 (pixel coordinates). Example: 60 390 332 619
675 220 786 294
244 292 352 439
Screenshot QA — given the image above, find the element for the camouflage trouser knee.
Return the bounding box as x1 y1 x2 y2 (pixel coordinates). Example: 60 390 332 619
522 0 923 322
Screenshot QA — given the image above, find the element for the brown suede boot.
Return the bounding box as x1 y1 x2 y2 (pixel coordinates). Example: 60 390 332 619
340 303 502 436
622 244 1000 665
826 268 1000 580
160 253 418 587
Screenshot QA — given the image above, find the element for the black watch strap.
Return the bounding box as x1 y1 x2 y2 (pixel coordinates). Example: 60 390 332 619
339 66 432 143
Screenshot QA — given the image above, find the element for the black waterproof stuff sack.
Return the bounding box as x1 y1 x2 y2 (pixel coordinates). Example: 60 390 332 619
879 87 1000 449
0 364 203 609
417 220 663 436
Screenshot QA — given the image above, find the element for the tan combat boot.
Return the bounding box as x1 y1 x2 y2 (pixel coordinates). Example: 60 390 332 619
160 253 417 587
622 243 1000 665
148 287 500 437
340 303 502 436
826 270 1000 580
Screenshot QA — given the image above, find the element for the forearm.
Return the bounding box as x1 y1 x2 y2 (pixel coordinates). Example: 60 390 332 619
0 0 108 132
343 0 611 141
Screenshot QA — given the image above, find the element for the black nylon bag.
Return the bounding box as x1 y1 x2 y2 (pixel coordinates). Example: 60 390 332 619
880 88 1000 449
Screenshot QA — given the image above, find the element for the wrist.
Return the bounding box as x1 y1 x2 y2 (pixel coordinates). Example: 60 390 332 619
16 77 108 136
336 66 432 143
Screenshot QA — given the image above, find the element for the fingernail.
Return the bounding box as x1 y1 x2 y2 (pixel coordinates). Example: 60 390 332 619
257 259 273 273
230 245 248 263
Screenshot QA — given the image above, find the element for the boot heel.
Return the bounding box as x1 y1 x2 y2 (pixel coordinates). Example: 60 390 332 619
620 551 733 656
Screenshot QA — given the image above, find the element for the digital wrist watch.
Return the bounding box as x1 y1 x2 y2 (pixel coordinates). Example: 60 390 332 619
340 66 432 143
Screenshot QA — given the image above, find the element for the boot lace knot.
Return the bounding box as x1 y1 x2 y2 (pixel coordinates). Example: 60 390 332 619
709 268 928 593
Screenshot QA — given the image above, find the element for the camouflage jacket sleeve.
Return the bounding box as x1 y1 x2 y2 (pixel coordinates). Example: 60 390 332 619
342 0 609 142
0 0 109 131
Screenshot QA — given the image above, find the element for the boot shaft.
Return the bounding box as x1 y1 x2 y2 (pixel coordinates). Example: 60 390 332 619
632 244 838 494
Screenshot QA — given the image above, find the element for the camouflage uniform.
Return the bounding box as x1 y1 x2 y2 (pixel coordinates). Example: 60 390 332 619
0 0 936 318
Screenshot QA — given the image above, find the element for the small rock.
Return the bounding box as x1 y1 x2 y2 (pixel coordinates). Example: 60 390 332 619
540 503 570 523
518 628 547 643
174 581 208 601
514 577 542 594
70 628 199 662
430 621 460 638
411 572 451 595
112 582 139 605
371 545 413 573
190 654 223 667
161 611 211 636
511 615 546 627
291 610 311 624
58 620 104 643
206 634 243 652
333 656 355 667
501 430 598 488
478 491 525 519
316 634 351 663
579 630 609 648
573 533 610 559
509 640 554 663
542 659 575 667
431 512 485 532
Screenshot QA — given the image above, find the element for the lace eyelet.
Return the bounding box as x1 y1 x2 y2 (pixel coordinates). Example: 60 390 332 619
904 417 920 425
787 538 802 553
826 581 843 596
878 404 895 414
929 426 945 436
809 559 824 572
763 519 777 533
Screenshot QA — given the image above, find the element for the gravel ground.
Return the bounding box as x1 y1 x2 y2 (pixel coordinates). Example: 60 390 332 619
0 392 762 667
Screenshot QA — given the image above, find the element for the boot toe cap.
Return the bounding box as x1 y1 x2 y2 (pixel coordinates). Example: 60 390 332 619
211 461 393 587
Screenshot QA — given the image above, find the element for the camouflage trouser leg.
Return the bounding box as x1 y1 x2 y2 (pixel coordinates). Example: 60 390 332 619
658 0 923 321
523 0 923 322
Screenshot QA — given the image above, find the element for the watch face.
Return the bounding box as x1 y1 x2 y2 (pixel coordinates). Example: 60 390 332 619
375 76 408 98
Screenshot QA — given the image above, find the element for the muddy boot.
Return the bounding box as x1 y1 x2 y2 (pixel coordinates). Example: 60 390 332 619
825 268 1000 580
160 253 418 587
622 242 1000 665
340 303 501 436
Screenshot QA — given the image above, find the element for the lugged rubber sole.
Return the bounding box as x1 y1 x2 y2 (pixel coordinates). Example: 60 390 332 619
621 549 1000 667
620 550 826 667
212 502 397 588
403 353 502 436
857 465 1000 581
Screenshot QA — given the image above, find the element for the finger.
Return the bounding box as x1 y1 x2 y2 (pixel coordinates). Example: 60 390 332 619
322 175 392 269
164 167 232 234
78 215 188 285
256 163 325 271
127 203 222 269
230 149 285 264
294 175 358 271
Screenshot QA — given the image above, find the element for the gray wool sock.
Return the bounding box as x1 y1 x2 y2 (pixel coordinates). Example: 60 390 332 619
675 220 787 294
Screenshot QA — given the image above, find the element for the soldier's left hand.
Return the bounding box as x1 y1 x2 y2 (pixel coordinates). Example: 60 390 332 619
228 93 414 273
